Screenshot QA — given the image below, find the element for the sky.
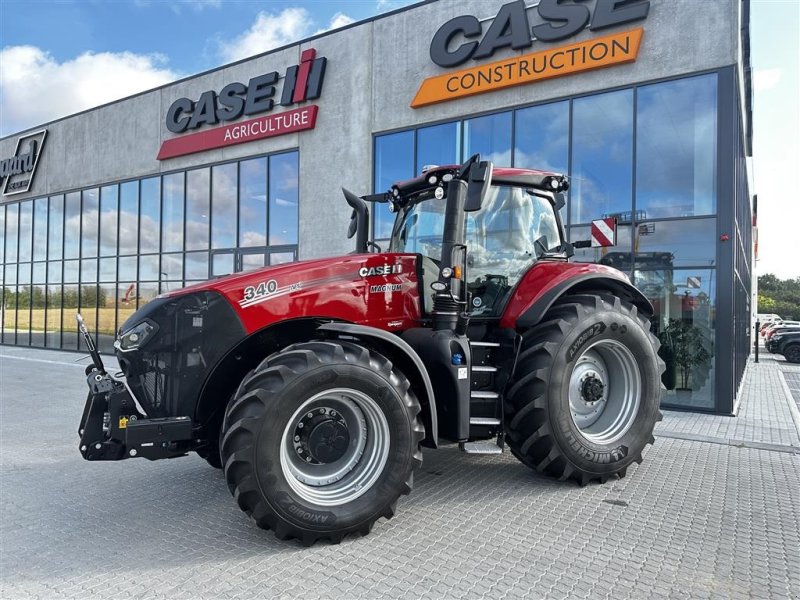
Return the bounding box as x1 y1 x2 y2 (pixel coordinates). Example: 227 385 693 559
0 0 797 279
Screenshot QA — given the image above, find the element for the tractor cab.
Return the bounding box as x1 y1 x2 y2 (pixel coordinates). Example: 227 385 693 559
383 161 570 318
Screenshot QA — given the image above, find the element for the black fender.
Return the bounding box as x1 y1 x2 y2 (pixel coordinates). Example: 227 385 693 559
517 274 654 329
317 322 438 448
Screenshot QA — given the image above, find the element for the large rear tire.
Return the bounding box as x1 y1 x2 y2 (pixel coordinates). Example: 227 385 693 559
221 340 424 545
505 294 664 485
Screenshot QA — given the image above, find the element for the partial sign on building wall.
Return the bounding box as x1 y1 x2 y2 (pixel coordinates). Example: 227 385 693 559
413 0 650 107
157 48 326 160
0 129 47 196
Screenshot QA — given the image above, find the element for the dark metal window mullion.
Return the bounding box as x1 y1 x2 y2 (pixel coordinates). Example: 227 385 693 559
566 98 574 232
265 157 269 269
114 183 121 343
182 170 187 285
42 197 49 348
158 175 164 294
136 180 141 311
630 86 638 280
208 166 214 275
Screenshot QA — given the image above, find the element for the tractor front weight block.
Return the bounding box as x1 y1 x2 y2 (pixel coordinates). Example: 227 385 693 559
79 372 195 462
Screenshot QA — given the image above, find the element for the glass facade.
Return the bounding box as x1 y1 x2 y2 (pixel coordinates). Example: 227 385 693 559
0 150 298 353
373 72 738 411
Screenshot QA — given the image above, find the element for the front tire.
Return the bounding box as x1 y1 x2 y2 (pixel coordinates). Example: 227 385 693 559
221 340 424 544
505 294 664 485
783 343 800 364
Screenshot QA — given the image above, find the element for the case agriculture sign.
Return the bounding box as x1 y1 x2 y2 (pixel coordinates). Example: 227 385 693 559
412 0 649 108
158 49 326 160
0 129 47 196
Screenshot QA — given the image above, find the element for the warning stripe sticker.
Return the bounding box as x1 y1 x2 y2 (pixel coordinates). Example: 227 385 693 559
591 218 616 247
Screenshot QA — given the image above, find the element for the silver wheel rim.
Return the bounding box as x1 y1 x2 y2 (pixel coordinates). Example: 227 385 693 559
279 388 390 507
568 339 641 444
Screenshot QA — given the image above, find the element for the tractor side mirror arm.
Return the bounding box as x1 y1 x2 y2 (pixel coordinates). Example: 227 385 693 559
342 188 370 253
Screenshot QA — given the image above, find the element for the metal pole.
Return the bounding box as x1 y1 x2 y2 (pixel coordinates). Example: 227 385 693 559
754 320 760 363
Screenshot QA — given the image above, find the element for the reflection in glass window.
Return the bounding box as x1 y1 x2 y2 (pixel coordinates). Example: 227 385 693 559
119 181 139 256
138 283 159 309
637 74 717 218
5 263 18 285
1 286 16 344
212 163 237 249
33 198 48 261
99 258 116 282
269 152 298 246
33 262 46 283
271 252 295 265
47 261 62 284
48 195 64 260
100 185 118 257
81 189 99 258
81 259 97 283
634 218 716 269
139 254 158 281
5 204 18 263
45 285 62 348
140 177 160 254
78 285 99 351
98 283 117 352
186 168 210 251
241 252 268 272
212 252 235 277
240 158 267 247
139 255 159 281
0 206 5 264
569 225 633 272
374 131 414 239
16 284 31 345
62 284 79 344
30 284 47 347
18 263 31 285
637 268 716 409
417 122 460 171
161 252 183 281
162 173 184 253
117 282 138 326
185 251 209 280
118 256 137 281
63 260 79 283
464 112 512 165
515 101 569 173
64 192 81 259
571 90 633 224
18 201 33 262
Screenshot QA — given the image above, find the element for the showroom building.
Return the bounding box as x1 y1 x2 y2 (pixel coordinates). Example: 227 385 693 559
0 0 753 414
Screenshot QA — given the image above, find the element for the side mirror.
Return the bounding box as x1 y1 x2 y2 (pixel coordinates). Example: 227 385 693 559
342 188 370 253
464 160 493 212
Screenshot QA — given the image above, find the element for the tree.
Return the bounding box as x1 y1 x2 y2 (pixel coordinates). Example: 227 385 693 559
758 274 800 320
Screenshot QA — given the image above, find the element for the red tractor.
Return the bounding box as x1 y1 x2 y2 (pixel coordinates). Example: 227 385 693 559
77 155 663 545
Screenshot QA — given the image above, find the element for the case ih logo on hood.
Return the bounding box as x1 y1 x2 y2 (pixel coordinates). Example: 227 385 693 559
413 0 649 108
359 265 403 278
0 129 46 196
158 49 326 160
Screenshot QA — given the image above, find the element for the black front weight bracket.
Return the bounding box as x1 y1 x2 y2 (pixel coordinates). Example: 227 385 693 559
79 371 196 461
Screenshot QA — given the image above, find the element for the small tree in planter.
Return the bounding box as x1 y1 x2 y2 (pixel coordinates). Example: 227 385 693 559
662 318 712 391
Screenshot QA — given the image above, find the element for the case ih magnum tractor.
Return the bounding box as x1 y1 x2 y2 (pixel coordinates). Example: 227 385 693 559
77 155 663 545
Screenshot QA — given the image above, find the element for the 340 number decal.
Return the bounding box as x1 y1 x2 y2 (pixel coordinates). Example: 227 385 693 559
243 279 278 302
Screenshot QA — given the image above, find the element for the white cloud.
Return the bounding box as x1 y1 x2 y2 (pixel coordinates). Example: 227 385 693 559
0 45 180 136
218 7 312 63
314 12 355 35
218 8 355 63
753 67 782 93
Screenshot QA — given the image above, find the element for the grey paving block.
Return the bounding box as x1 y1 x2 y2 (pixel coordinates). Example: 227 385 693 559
1 347 799 600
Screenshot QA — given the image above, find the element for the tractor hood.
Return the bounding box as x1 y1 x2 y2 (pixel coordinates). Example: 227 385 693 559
137 252 424 336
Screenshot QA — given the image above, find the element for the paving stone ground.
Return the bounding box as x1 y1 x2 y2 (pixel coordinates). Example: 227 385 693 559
1 345 798 600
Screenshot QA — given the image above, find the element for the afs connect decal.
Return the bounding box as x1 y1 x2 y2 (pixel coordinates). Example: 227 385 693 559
239 279 302 309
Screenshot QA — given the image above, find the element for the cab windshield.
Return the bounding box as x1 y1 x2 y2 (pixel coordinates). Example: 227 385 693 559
390 185 562 281
390 185 564 315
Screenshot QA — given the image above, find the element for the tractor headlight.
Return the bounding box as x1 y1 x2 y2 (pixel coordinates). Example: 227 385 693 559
115 320 158 352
